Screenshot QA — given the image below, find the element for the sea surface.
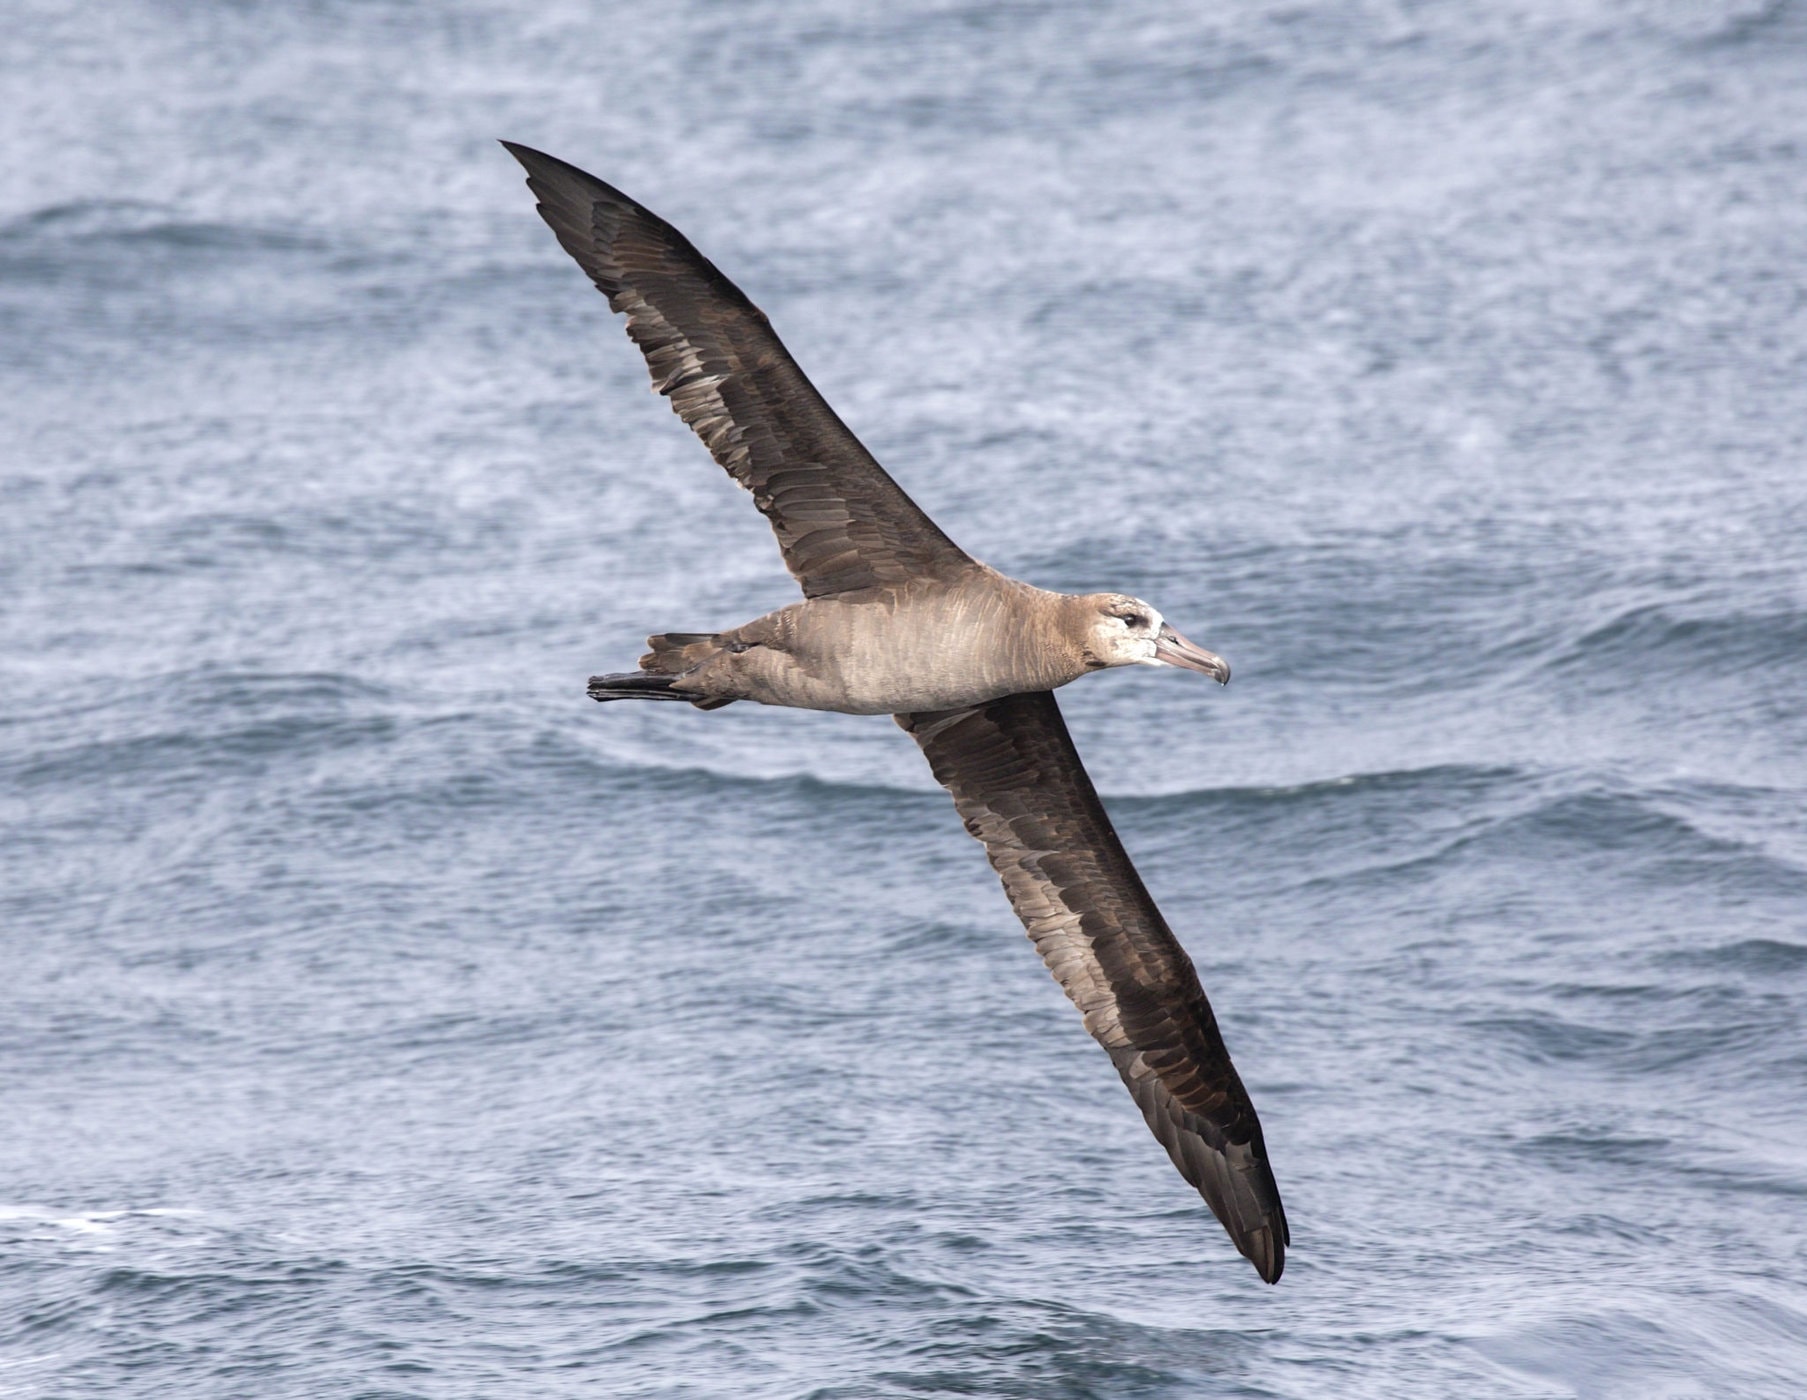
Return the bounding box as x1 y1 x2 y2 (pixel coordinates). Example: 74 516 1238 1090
4 2 1806 1396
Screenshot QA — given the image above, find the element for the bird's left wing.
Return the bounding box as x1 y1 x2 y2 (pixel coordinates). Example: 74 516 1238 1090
897 691 1289 1283
503 142 975 599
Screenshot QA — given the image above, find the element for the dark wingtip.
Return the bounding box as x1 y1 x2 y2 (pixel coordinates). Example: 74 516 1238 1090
497 141 642 227
1246 1179 1288 1283
499 140 559 177
1246 1227 1284 1284
497 140 594 189
1218 1141 1287 1283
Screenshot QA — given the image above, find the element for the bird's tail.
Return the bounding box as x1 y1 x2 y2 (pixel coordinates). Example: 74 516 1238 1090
587 631 738 710
586 672 693 702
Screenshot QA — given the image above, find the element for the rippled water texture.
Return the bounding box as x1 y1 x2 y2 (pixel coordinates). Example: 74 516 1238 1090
4 1 1806 1395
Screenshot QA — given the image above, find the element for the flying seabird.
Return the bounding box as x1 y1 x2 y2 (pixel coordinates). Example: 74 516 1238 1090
504 143 1289 1283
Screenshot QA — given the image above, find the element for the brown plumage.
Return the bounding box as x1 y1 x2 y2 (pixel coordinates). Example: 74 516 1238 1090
900 695 1286 1282
505 142 968 601
505 142 1288 1282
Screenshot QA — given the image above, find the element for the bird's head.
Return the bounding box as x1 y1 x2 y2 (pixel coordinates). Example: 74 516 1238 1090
1075 593 1230 683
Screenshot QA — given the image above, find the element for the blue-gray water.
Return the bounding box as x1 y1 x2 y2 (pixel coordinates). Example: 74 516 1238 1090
4 2 1806 1395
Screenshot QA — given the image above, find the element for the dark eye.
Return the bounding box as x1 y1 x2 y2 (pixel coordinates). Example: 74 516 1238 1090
1121 613 1146 629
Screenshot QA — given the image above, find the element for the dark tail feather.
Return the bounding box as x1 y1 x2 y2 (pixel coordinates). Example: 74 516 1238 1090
586 671 738 709
587 672 691 702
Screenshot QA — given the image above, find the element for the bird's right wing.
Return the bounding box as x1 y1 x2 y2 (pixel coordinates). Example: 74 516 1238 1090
504 142 975 599
898 691 1288 1283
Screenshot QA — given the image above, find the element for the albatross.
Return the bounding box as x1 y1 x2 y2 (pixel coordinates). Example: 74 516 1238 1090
504 143 1289 1283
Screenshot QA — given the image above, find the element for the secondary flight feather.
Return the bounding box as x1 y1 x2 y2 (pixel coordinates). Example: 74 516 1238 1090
504 141 1288 1282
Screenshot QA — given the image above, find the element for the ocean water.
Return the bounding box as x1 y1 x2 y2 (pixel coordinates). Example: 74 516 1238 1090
4 0 1806 1395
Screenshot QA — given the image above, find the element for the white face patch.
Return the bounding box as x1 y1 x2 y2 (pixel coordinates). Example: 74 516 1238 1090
1132 604 1165 665
1097 598 1166 666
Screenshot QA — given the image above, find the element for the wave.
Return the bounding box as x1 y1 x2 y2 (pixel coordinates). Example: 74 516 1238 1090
1664 936 1807 976
0 200 329 287
1688 0 1807 51
1547 601 1807 680
1268 770 1807 903
2 199 311 248
1484 782 1807 895
4 670 404 787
